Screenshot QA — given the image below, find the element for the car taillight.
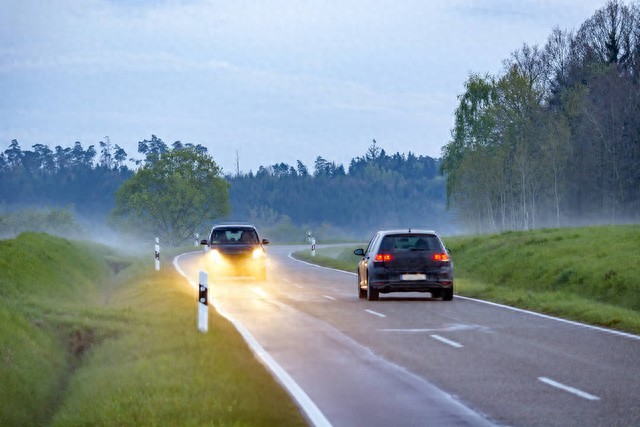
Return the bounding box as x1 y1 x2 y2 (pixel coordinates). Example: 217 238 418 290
432 253 450 262
374 253 393 262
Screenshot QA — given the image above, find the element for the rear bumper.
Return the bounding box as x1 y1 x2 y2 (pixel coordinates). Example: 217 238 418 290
368 269 453 293
369 280 453 293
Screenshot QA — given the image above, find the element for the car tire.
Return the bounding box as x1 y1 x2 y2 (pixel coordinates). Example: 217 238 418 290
366 275 379 301
442 287 454 301
357 273 366 299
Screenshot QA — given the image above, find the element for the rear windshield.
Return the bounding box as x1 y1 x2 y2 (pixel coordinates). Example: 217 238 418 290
379 234 443 252
211 228 259 244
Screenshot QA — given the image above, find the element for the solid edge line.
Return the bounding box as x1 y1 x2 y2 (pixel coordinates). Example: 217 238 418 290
173 252 332 427
454 295 640 341
430 334 464 348
287 252 640 341
538 377 600 401
288 252 356 275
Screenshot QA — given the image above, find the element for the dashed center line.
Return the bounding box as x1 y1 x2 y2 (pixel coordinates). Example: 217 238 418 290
365 309 387 318
322 295 336 301
430 334 464 348
538 377 600 401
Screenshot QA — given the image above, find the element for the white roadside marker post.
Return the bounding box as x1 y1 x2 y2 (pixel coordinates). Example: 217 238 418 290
154 237 160 271
198 271 208 333
194 233 199 247
311 237 316 257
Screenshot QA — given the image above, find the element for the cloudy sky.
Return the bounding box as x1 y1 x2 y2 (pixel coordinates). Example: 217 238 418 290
1 0 606 173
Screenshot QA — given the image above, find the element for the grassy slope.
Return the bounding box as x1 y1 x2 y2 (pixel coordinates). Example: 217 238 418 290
0 233 306 427
294 225 640 334
0 232 112 426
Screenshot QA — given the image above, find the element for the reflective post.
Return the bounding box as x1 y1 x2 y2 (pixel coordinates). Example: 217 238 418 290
198 271 208 333
154 237 160 271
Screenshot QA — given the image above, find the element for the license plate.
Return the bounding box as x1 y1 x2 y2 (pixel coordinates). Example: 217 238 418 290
401 273 426 281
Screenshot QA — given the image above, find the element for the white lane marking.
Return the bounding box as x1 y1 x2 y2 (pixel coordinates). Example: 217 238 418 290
252 287 269 298
288 252 640 341
282 278 291 283
288 252 351 275
538 377 600 401
454 295 640 341
379 323 490 333
173 253 332 427
365 309 387 318
430 335 464 348
322 295 336 301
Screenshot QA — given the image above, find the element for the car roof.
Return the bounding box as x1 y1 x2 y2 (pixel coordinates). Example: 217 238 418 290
376 229 438 236
212 223 257 229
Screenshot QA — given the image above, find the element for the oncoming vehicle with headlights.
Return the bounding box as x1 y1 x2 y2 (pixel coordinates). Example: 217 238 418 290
353 229 453 301
200 224 269 281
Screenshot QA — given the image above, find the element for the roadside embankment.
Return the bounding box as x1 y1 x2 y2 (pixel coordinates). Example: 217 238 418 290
0 233 306 427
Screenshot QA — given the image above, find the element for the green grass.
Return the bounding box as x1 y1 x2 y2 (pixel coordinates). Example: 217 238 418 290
1 233 306 427
296 245 365 272
293 225 640 335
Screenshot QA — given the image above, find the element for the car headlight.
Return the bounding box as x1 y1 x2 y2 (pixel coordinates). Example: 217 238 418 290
252 248 265 259
209 248 222 262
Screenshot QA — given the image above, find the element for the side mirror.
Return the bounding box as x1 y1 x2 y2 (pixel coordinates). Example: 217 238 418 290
200 239 208 245
262 239 270 245
353 248 365 256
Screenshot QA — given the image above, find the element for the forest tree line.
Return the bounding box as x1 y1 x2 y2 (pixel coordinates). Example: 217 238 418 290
1 136 449 240
441 0 640 233
227 140 450 239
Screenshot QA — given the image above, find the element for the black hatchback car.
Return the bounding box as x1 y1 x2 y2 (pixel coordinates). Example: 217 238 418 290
353 229 453 301
200 224 269 281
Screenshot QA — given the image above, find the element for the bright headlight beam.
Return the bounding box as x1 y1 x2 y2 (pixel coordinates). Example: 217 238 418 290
252 287 269 298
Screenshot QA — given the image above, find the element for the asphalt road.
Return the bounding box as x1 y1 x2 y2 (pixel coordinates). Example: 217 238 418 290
175 245 640 427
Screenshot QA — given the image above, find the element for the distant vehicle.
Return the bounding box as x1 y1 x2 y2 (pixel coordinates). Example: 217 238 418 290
353 229 453 301
200 224 269 281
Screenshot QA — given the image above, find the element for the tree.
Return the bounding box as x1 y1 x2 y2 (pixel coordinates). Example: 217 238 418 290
296 160 308 177
99 136 113 169
137 135 168 165
110 146 230 245
366 139 381 161
4 139 23 168
113 145 128 169
575 0 637 69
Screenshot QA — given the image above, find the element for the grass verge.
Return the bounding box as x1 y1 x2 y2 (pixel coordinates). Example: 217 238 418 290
1 233 306 427
292 225 640 335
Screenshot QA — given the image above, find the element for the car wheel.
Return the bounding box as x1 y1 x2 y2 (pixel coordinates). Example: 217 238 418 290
442 287 454 301
366 275 379 301
357 272 366 299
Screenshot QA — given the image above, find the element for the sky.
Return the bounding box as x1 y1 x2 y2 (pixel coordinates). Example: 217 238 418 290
1 0 607 174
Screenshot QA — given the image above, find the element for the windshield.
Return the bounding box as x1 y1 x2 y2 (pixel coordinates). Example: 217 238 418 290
379 234 442 251
211 228 259 244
